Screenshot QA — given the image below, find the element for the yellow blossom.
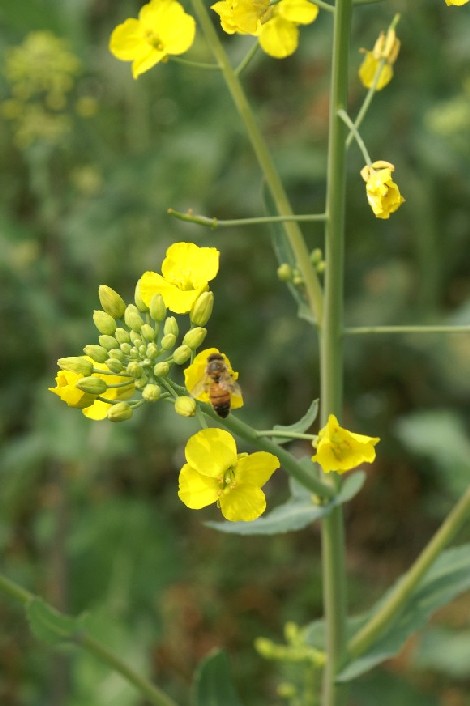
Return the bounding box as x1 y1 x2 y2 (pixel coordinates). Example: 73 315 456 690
211 0 318 59
109 0 196 78
445 0 469 4
360 161 405 219
184 348 244 411
178 428 279 521
312 414 380 474
138 242 219 314
359 28 400 90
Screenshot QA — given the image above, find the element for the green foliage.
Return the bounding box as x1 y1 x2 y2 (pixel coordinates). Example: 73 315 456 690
192 650 245 706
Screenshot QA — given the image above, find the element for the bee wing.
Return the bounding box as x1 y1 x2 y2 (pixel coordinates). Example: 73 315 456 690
189 376 210 398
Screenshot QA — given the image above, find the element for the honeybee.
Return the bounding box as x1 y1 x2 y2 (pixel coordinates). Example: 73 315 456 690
191 352 242 418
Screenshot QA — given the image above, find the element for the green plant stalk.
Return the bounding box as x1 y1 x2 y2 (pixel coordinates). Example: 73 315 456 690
167 207 328 228
320 0 353 703
348 484 470 658
189 0 324 326
0 574 178 706
338 109 371 165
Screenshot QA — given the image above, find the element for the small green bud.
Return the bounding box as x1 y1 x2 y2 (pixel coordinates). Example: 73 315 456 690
129 347 138 358
134 374 148 390
140 324 155 342
190 291 214 327
58 356 93 376
138 344 147 357
98 285 126 319
83 345 108 363
120 343 132 355
99 335 119 351
115 327 130 344
316 261 326 274
161 333 176 351
129 331 142 345
293 273 303 286
127 362 142 378
277 263 293 282
146 342 159 359
174 396 197 417
172 345 192 365
149 293 166 322
183 327 207 351
76 376 108 395
163 316 179 337
134 281 149 313
93 310 117 336
310 248 323 265
142 383 161 402
105 358 123 374
154 361 170 377
124 304 144 332
109 349 125 361
107 402 133 422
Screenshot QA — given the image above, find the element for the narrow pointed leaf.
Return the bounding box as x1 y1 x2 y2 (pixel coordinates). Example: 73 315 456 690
192 649 244 706
272 399 319 441
27 598 79 646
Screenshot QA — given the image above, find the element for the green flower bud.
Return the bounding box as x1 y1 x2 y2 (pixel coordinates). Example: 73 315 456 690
310 248 323 266
120 343 132 355
163 316 179 337
98 285 126 319
174 396 197 417
127 362 143 378
149 293 166 322
83 345 108 363
107 402 133 422
146 342 159 359
134 374 148 390
129 347 138 358
109 349 125 361
105 358 123 374
134 281 149 313
316 261 326 274
190 291 214 327
182 327 207 351
142 383 161 402
172 345 192 365
99 335 119 351
277 263 293 282
161 333 176 351
76 376 108 395
154 361 170 377
58 356 93 376
93 310 117 336
124 304 144 332
138 344 147 357
115 327 130 344
293 273 303 286
129 331 142 345
140 324 155 342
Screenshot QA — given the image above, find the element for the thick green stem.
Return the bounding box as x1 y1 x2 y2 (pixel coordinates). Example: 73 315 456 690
348 485 470 658
189 0 323 326
0 574 178 706
320 0 353 703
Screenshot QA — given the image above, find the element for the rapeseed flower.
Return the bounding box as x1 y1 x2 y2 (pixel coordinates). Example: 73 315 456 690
360 161 405 219
211 0 318 59
184 347 244 410
109 0 196 78
359 28 400 90
138 242 219 314
178 428 279 521
312 414 380 474
445 0 469 5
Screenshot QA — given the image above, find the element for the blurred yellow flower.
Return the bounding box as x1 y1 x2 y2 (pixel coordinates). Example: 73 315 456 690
360 161 405 219
359 28 400 90
109 0 196 78
178 428 279 521
445 0 469 4
184 348 244 410
312 414 380 474
138 242 219 314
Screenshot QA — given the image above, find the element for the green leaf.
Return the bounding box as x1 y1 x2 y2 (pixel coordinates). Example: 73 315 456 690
27 598 79 646
272 399 319 443
192 649 244 706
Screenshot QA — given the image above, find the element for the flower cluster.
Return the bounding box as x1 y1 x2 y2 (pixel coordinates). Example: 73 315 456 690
360 161 405 220
359 27 400 91
312 415 380 474
211 0 319 58
49 243 219 422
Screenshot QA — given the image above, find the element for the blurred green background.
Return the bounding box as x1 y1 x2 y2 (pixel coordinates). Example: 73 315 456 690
1 0 470 704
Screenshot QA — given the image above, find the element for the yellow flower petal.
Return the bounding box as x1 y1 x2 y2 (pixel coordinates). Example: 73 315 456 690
162 242 219 289
360 161 405 219
259 17 299 58
49 370 96 409
236 452 279 486
220 485 266 521
445 0 469 5
82 399 112 420
185 428 237 477
178 463 220 508
277 0 318 25
358 52 393 90
312 414 380 474
109 19 143 60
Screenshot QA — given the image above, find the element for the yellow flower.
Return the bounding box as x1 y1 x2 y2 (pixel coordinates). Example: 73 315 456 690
360 161 405 219
211 0 318 58
312 414 380 474
109 0 196 79
178 428 279 521
138 242 220 314
359 28 400 90
184 348 244 410
49 360 135 420
445 0 469 4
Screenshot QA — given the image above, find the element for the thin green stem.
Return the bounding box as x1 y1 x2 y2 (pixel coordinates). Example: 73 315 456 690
256 430 317 441
344 325 470 335
168 207 328 228
189 0 324 326
312 0 335 13
348 485 470 659
234 40 259 75
338 109 371 165
0 574 178 706
320 0 353 702
169 56 220 70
